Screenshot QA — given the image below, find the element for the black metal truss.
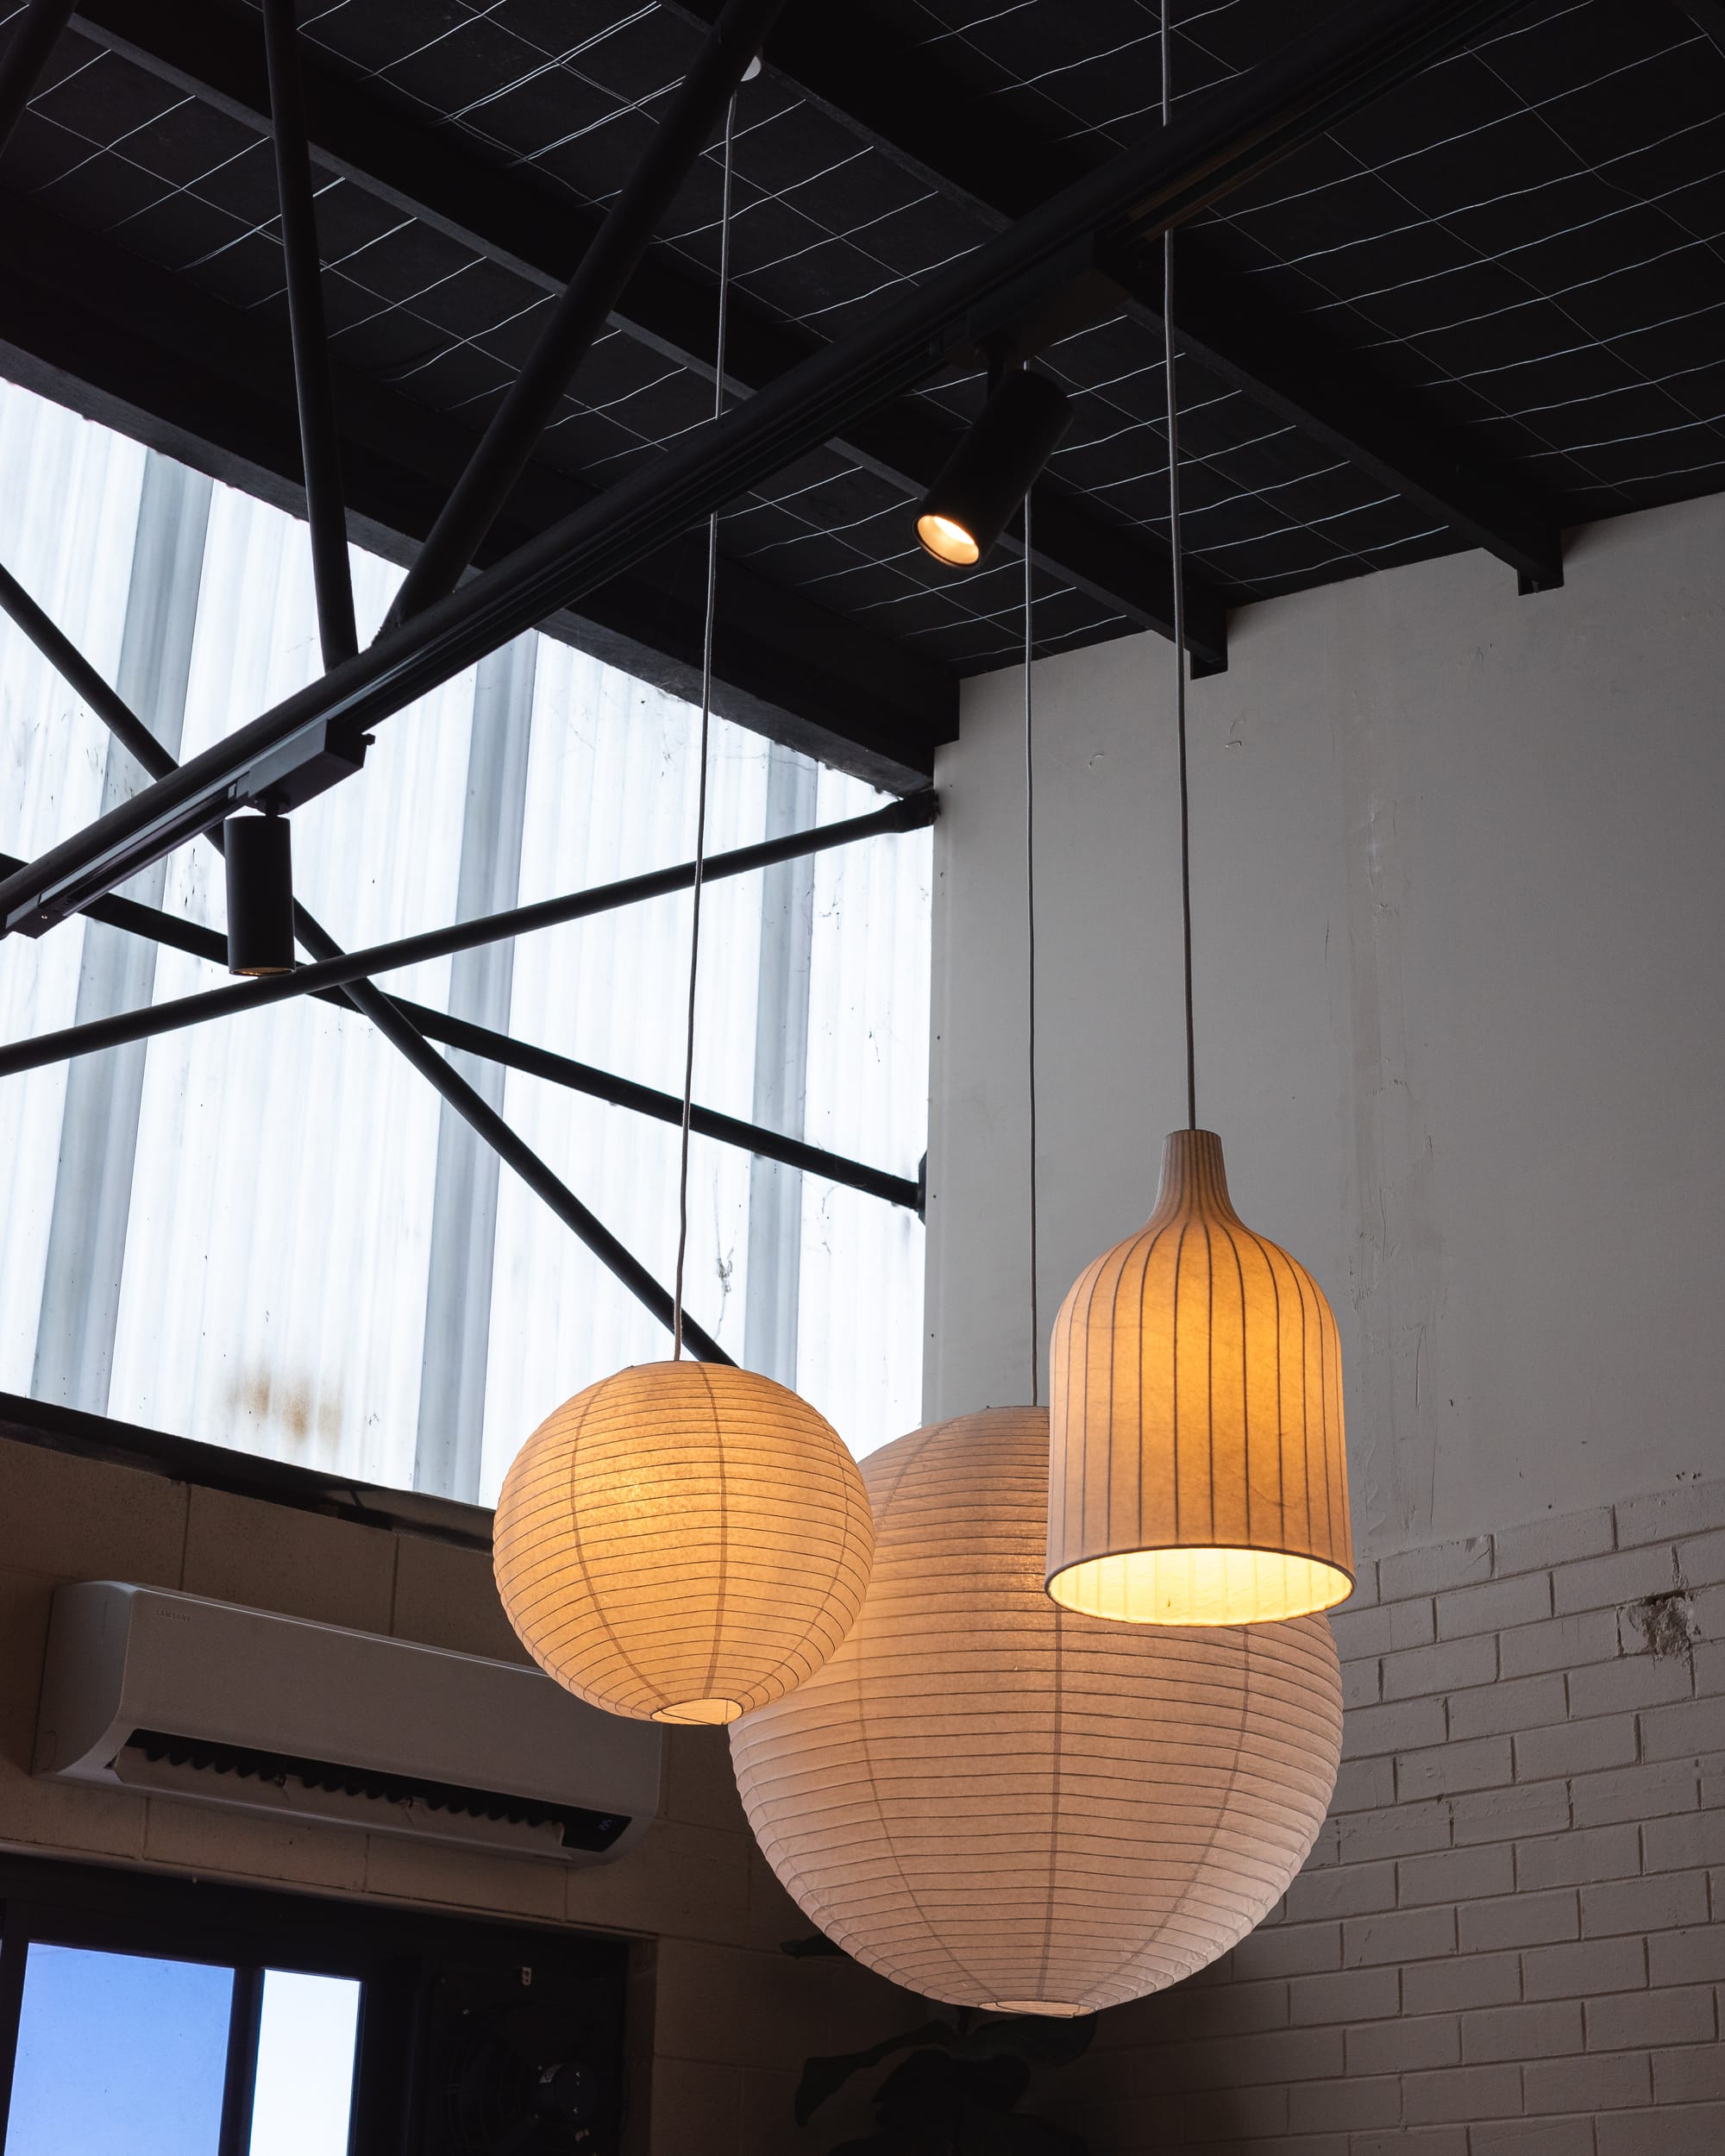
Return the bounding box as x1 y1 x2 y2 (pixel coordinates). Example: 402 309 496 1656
670 0 1564 593
0 0 1567 1397
386 0 787 628
260 0 357 667
291 934 734 1363
0 790 938 1076
0 191 951 795
3 857 923 1213
0 558 731 1364
0 540 932 1242
0 0 1540 943
61 0 1221 666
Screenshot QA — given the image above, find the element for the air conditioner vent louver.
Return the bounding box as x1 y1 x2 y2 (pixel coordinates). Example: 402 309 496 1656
35 1582 661 1864
125 1730 628 1852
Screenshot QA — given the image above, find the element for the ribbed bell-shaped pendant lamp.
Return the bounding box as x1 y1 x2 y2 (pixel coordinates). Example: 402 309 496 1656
1046 1128 1353 1626
1046 22 1353 1627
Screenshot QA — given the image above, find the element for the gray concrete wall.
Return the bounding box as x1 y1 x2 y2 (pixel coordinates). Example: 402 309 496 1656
925 492 1725 1554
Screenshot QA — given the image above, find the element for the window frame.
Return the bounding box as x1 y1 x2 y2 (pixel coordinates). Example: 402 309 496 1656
0 1854 629 2156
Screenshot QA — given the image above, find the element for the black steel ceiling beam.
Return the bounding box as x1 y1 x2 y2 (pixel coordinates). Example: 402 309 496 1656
0 0 75 155
62 0 1216 661
19 866 922 1210
674 0 1561 592
0 558 172 778
0 0 1536 937
387 0 787 626
260 0 356 665
0 566 928 1218
0 191 950 793
292 926 732 1363
1112 254 1562 593
0 561 732 1361
0 790 938 1069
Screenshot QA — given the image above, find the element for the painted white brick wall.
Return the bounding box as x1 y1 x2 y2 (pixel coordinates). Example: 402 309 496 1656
1071 1477 1725 2155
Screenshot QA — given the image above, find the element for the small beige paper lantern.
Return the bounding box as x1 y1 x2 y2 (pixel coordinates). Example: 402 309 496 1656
731 1407 1342 2015
494 1361 873 1725
1047 1129 1354 1626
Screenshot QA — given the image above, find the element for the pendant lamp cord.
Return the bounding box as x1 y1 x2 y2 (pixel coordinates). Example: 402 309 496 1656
673 91 737 1360
1023 490 1040 1407
1162 7 1196 1131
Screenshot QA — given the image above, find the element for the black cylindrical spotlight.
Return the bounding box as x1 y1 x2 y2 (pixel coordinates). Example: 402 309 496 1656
223 812 296 976
915 368 1074 568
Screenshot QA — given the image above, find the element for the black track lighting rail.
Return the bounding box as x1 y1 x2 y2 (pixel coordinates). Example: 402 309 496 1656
0 0 1540 943
60 0 1220 664
671 0 1564 595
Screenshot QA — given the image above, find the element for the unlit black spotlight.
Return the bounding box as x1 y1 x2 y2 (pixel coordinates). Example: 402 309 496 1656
223 812 296 976
915 368 1073 568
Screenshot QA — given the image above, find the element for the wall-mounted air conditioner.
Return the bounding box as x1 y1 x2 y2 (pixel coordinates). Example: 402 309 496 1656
34 1581 661 1865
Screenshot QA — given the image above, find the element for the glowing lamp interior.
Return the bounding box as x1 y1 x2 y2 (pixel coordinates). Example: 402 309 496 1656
652 1696 744 1725
916 512 980 565
1047 1545 1355 1626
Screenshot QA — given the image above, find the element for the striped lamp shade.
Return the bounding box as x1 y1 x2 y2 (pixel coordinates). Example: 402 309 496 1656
493 1362 873 1725
731 1407 1342 2015
1047 1128 1354 1626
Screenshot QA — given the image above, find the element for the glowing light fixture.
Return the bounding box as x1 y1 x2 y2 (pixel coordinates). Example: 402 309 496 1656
1046 1128 1353 1625
494 1360 873 1724
915 367 1072 568
731 1407 1342 2014
494 83 873 1723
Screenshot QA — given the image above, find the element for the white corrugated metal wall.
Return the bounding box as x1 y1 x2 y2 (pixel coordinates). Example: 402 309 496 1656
0 387 142 1390
0 379 930 1484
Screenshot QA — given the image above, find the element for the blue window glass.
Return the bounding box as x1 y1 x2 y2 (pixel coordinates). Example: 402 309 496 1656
247 1969 361 2155
4 1943 232 2155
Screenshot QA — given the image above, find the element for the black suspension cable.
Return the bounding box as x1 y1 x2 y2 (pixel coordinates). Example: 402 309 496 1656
1164 4 1197 1131
1024 492 1041 1408
674 91 737 1361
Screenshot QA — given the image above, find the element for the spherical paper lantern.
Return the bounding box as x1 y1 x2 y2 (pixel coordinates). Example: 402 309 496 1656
494 1361 873 1725
1047 1128 1355 1626
731 1407 1342 2015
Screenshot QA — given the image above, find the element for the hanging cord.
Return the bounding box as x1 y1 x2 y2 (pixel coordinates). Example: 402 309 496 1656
1162 6 1196 1131
673 91 737 1359
1023 489 1041 1407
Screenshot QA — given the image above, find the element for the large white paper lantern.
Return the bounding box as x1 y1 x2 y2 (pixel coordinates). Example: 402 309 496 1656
731 1407 1341 2014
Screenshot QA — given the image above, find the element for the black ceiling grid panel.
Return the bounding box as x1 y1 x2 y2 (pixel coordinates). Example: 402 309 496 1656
0 0 1147 695
0 9 958 784
862 0 1725 546
1 0 1724 755
699 0 1561 598
1201 4 1725 519
282 0 1132 672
